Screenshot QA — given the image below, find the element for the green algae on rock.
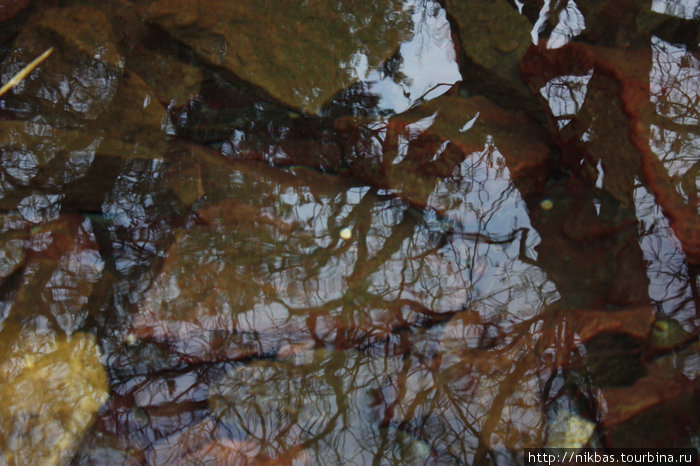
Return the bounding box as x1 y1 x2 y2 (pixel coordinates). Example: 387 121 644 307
0 329 108 466
139 0 412 114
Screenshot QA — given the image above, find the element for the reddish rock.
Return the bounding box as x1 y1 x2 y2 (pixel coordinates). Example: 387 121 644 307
597 358 699 447
521 42 700 264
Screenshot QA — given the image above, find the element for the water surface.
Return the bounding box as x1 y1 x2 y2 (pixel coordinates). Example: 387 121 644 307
0 0 698 464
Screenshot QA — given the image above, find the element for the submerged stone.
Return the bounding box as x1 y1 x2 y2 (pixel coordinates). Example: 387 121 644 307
0 121 166 212
126 47 204 108
546 411 596 449
2 215 104 334
0 5 169 154
650 318 692 351
139 0 412 114
596 357 699 447
0 329 109 465
0 0 30 21
0 6 123 126
443 0 541 118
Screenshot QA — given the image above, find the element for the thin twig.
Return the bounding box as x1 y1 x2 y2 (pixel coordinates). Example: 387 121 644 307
0 47 53 97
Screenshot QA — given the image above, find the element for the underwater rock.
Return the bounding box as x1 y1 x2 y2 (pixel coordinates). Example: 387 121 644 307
164 154 204 209
443 0 541 119
0 121 106 210
650 318 692 351
126 47 203 108
546 410 595 449
0 329 109 465
0 6 122 126
2 215 103 334
0 229 26 284
98 69 169 151
597 357 699 447
0 121 167 212
0 6 169 154
139 0 411 114
445 0 530 81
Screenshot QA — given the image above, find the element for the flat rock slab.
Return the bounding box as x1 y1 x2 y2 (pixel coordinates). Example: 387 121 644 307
139 0 412 114
1 6 169 155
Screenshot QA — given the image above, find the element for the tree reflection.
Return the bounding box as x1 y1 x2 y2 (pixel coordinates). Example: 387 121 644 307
0 0 698 462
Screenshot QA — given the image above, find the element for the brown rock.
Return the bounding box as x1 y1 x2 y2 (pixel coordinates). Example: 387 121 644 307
3 215 103 334
139 0 411 114
444 0 542 119
0 6 122 125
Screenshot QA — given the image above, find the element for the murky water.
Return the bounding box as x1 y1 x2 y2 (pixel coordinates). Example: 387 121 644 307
0 0 698 464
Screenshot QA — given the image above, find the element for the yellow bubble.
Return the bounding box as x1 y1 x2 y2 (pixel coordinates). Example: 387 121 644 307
540 199 554 211
339 228 352 240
